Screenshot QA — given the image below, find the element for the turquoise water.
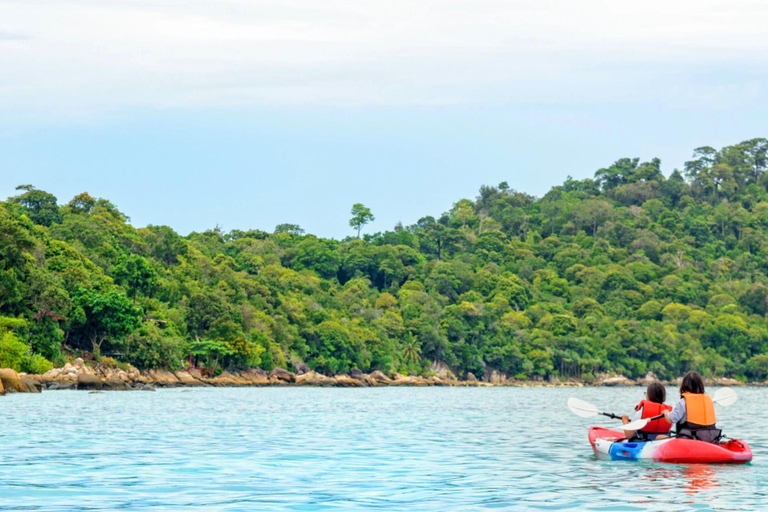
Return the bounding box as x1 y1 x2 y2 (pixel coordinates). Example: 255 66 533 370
1 386 765 511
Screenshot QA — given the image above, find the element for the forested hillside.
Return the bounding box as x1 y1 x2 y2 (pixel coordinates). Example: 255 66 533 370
2 138 768 381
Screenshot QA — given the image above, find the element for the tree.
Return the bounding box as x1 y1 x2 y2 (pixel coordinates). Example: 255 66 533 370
275 223 305 235
10 185 62 226
112 254 157 305
190 337 233 374
71 288 142 354
349 203 374 238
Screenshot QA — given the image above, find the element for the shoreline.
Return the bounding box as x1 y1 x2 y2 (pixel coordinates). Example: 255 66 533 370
0 362 761 394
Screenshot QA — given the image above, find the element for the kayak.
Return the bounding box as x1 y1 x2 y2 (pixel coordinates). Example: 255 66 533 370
589 426 752 464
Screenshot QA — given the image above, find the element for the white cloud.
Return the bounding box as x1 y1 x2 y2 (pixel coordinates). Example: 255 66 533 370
0 0 767 117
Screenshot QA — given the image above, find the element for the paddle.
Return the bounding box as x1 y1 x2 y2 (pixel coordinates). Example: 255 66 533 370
622 388 738 432
567 397 622 420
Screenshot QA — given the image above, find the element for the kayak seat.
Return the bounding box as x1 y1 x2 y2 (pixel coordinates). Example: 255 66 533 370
677 428 722 444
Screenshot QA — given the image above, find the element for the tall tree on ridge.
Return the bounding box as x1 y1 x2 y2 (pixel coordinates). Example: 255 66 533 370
350 203 374 238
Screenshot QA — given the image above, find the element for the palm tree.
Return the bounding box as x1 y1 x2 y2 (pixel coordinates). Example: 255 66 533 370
402 334 421 366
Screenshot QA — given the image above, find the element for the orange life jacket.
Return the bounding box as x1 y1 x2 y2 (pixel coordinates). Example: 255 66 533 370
682 392 716 427
636 400 673 433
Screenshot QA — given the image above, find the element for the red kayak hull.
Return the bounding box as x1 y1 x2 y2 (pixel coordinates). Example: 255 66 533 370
588 426 752 464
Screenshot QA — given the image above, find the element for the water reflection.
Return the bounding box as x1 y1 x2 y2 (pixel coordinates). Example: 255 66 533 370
682 465 718 496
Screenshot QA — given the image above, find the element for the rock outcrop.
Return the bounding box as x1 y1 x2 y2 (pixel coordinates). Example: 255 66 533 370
0 368 23 393
369 370 392 385
77 373 103 390
599 375 635 386
296 371 336 386
269 368 296 383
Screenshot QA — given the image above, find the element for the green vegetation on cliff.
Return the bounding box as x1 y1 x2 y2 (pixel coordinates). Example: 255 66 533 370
3 138 768 381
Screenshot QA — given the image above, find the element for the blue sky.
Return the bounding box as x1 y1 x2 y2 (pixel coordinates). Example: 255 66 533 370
1 0 767 239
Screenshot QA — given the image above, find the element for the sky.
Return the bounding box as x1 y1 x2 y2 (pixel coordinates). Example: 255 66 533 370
1 0 767 239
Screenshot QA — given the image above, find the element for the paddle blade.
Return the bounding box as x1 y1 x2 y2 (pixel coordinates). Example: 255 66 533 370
568 397 600 418
622 417 650 432
713 387 738 407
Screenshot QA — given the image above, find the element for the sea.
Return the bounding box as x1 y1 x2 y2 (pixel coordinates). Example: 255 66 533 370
1 386 765 511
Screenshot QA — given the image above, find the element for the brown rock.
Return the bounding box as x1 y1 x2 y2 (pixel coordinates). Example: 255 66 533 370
238 369 270 385
392 374 429 387
466 372 478 383
146 369 181 387
102 380 129 391
77 373 103 390
174 371 205 386
46 381 76 391
295 363 310 375
601 375 635 386
333 374 364 387
0 368 23 392
296 371 336 386
269 368 296 383
209 371 249 386
714 377 745 386
20 378 42 393
638 372 659 386
0 378 4 395
369 370 393 385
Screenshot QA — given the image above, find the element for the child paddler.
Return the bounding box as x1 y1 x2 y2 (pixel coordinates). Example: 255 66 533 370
621 381 672 441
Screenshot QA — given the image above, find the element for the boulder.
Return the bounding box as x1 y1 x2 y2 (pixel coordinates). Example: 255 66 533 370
296 371 336 386
174 371 205 386
102 380 130 391
238 369 270 385
0 368 24 392
638 372 659 386
188 368 204 379
369 370 393 385
489 370 508 385
73 357 85 368
294 363 311 375
127 366 141 381
146 369 181 387
392 374 429 387
207 371 249 386
0 378 4 395
269 368 296 383
430 360 453 380
714 377 745 387
348 368 364 379
426 376 448 386
601 375 635 386
77 373 103 390
46 381 77 391
40 368 62 383
20 378 42 393
465 372 478 383
333 374 365 387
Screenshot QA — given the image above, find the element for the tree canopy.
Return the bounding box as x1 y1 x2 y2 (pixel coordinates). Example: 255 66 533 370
3 137 768 382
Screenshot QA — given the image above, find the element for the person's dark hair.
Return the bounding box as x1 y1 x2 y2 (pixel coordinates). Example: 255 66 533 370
680 371 705 396
646 381 666 403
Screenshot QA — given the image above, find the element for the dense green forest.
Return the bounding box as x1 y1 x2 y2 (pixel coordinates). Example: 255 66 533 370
2 138 768 381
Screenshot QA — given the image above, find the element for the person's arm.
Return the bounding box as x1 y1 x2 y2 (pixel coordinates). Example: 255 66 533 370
623 408 642 439
665 399 685 424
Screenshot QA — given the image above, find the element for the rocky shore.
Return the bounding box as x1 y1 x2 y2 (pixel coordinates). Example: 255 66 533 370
0 362 755 395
